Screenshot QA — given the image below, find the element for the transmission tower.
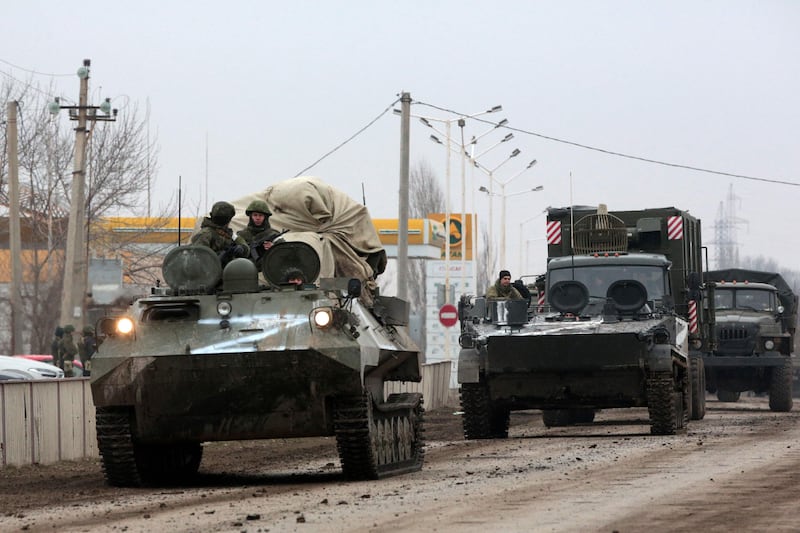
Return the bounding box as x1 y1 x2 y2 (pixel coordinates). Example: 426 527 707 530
710 183 748 269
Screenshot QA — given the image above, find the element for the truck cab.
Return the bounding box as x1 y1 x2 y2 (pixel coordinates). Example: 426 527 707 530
703 269 796 411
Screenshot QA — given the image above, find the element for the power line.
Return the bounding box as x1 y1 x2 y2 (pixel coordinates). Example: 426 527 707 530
415 100 800 188
294 96 401 177
0 58 73 77
0 69 75 105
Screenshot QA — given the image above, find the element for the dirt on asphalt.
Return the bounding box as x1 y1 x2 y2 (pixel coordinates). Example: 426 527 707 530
2 398 800 532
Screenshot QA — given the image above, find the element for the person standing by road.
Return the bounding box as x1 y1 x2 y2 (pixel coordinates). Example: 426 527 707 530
51 326 64 369
59 325 79 376
79 326 97 376
486 270 523 300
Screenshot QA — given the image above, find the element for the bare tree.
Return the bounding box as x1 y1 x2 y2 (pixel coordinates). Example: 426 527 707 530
0 78 163 353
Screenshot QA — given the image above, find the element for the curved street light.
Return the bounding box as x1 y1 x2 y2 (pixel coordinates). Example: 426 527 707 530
479 172 543 268
519 207 550 276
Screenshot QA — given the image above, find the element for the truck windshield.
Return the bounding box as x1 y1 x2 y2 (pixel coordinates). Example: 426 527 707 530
716 288 774 312
549 265 668 300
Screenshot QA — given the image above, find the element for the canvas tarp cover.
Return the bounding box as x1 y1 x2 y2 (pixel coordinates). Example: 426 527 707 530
231 177 387 282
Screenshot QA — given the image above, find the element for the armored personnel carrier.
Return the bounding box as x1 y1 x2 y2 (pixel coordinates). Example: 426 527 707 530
90 178 424 487
703 268 796 411
458 205 712 436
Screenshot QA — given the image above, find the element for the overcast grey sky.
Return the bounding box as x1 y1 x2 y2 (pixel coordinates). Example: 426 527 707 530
3 1 798 278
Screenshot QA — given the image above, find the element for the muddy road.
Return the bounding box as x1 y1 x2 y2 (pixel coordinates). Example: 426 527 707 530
2 396 799 532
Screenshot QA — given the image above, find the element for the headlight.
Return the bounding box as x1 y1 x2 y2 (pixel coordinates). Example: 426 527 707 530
217 301 232 317
765 339 775 350
312 308 333 329
116 317 134 335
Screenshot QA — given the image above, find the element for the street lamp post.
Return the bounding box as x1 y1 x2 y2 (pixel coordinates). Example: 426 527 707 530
472 148 522 270
479 181 544 270
419 105 503 300
497 159 537 267
519 208 549 275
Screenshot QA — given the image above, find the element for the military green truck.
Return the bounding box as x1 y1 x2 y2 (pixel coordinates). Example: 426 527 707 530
703 269 797 411
458 205 712 436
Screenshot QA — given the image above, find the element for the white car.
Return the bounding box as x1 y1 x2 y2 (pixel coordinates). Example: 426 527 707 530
0 355 65 380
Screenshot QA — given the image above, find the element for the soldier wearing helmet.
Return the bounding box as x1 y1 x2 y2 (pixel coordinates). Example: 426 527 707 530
59 324 79 375
79 325 97 375
238 200 281 266
191 201 249 265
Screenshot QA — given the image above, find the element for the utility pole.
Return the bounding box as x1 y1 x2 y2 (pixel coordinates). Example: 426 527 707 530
7 101 23 353
51 59 117 331
397 92 411 300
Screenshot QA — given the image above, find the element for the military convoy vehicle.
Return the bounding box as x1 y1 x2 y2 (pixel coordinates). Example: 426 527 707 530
90 178 424 487
703 268 796 411
458 205 711 436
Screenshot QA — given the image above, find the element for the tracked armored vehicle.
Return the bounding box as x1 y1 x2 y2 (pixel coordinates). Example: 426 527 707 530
90 178 424 487
703 269 796 411
458 205 712 436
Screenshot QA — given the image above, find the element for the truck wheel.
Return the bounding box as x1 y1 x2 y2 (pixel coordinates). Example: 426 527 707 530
570 408 596 423
717 390 740 403
647 372 683 435
542 409 573 427
460 382 510 439
690 354 706 420
768 359 793 412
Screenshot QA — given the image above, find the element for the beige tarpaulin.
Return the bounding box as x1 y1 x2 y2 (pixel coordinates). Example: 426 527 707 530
231 177 387 283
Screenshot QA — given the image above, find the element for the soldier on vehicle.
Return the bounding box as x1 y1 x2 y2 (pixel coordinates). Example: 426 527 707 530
486 270 523 300
282 267 306 287
237 200 281 267
191 201 249 267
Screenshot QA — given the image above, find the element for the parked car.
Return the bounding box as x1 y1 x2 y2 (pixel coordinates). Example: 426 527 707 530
15 354 83 376
0 355 65 380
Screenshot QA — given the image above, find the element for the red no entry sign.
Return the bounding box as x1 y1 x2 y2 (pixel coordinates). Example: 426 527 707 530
439 303 458 328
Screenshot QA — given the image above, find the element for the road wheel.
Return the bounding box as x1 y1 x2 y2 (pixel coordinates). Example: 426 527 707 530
768 359 793 412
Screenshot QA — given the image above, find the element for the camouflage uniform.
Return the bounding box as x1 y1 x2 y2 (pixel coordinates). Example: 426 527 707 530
191 201 248 265
486 282 523 300
79 326 97 374
59 325 79 375
237 200 280 266
486 270 523 300
51 326 64 368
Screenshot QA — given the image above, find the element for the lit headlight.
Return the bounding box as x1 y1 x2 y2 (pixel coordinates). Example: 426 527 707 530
765 340 775 350
312 308 333 329
217 301 232 317
116 317 134 335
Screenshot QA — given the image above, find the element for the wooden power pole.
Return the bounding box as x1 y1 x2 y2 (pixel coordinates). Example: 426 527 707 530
7 101 23 353
54 59 117 332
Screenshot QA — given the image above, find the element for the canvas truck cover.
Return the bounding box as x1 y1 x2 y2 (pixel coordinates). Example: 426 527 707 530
231 177 387 282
